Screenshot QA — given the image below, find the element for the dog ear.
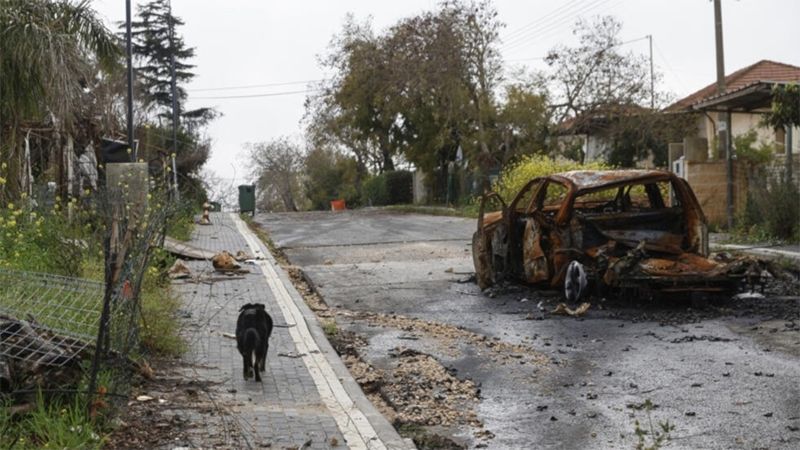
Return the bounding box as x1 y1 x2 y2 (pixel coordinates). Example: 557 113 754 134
239 303 253 312
253 303 266 309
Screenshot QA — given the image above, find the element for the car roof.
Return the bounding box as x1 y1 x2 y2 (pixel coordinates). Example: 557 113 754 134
550 169 673 192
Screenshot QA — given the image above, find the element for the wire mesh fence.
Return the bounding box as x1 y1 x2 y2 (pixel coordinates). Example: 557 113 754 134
0 269 103 367
0 165 186 415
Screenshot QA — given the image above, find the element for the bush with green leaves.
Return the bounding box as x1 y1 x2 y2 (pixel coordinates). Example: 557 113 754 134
362 170 414 206
740 178 800 242
0 196 102 277
733 129 774 167
304 147 361 210
385 170 413 204
362 174 389 206
492 154 610 203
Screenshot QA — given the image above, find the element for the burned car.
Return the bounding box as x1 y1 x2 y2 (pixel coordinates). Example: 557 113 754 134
473 170 766 298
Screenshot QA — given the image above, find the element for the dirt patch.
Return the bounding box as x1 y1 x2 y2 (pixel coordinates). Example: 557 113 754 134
383 348 480 427
327 329 488 448
338 309 549 366
105 360 230 449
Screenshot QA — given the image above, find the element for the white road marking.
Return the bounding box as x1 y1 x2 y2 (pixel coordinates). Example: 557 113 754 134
231 213 386 450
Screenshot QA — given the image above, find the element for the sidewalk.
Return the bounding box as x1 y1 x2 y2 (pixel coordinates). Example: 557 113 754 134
710 232 800 263
169 213 411 449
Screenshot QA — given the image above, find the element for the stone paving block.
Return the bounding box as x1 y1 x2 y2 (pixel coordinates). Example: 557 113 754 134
170 213 347 447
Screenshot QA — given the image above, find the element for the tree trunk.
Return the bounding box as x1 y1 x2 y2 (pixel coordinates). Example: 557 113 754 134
378 133 394 173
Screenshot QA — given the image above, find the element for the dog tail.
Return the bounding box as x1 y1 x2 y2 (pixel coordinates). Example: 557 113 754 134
244 328 261 365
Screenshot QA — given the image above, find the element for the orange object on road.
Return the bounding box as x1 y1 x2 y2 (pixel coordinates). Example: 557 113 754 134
330 199 346 211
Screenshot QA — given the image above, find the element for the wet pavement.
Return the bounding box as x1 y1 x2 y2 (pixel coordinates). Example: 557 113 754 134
255 209 800 449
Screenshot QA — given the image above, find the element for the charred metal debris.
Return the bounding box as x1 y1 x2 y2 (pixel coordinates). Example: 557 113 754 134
473 170 774 299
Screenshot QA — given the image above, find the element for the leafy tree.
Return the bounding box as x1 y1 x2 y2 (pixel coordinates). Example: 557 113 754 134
128 0 215 127
762 83 800 129
247 137 305 212
545 16 692 166
307 1 505 197
497 79 550 163
307 16 397 174
304 146 360 210
545 16 654 126
0 0 120 200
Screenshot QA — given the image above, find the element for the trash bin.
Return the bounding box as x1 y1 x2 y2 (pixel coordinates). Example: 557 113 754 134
238 185 256 216
209 201 222 212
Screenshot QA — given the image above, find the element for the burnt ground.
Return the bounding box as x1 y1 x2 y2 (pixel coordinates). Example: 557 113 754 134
254 209 800 450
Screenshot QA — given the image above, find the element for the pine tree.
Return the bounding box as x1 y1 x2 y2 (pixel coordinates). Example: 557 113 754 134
127 0 214 127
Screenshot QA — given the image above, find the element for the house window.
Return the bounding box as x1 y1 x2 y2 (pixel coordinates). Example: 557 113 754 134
775 127 786 153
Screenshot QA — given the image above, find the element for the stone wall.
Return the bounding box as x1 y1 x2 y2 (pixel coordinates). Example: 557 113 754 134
685 160 748 227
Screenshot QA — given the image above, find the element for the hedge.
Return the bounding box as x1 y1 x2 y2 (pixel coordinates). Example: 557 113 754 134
363 170 413 206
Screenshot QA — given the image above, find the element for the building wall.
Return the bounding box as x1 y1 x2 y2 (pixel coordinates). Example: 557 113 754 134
699 112 799 158
685 160 749 227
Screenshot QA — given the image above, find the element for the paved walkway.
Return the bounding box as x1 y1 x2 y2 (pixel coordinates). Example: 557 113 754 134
710 233 800 262
170 213 410 449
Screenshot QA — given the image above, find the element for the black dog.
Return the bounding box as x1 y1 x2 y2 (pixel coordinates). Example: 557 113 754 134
236 303 273 382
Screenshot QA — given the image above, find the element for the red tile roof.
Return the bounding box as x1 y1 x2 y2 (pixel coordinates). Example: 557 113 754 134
666 60 800 111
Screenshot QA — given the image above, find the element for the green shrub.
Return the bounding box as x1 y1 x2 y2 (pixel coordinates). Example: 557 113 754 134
493 154 610 202
304 147 362 210
363 174 389 206
385 170 413 204
764 180 800 240
734 129 774 166
362 170 414 206
738 179 800 242
0 196 101 276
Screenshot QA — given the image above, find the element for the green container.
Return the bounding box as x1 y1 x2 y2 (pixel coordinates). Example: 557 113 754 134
209 201 222 212
238 184 256 215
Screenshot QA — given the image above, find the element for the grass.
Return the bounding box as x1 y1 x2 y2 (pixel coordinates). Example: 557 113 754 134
632 399 675 450
139 260 186 357
165 206 196 242
322 320 338 337
1 393 104 449
383 204 479 218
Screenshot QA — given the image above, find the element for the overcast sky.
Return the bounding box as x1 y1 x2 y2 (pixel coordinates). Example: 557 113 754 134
92 0 800 187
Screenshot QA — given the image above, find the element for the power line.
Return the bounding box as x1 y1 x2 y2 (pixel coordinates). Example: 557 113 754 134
502 0 611 51
188 79 325 92
191 88 322 100
503 35 650 66
652 39 687 94
514 0 627 51
502 0 583 42
503 0 609 51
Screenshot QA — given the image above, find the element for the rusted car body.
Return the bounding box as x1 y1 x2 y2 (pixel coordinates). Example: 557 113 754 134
473 170 764 297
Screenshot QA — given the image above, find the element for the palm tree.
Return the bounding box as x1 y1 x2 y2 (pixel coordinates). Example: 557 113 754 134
0 0 121 198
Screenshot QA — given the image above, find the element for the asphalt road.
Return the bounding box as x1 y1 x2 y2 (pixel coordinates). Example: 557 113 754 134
255 209 800 449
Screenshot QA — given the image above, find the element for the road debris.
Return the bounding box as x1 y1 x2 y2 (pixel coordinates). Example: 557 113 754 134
168 259 193 279
212 251 241 271
552 302 591 317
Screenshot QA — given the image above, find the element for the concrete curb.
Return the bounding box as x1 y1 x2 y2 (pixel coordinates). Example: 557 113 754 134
231 214 414 450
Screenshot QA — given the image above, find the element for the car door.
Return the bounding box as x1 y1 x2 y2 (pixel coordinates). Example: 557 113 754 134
522 179 563 284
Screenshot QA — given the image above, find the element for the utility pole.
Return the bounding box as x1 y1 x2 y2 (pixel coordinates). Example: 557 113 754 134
125 0 135 160
648 35 654 109
168 0 180 201
714 0 734 229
